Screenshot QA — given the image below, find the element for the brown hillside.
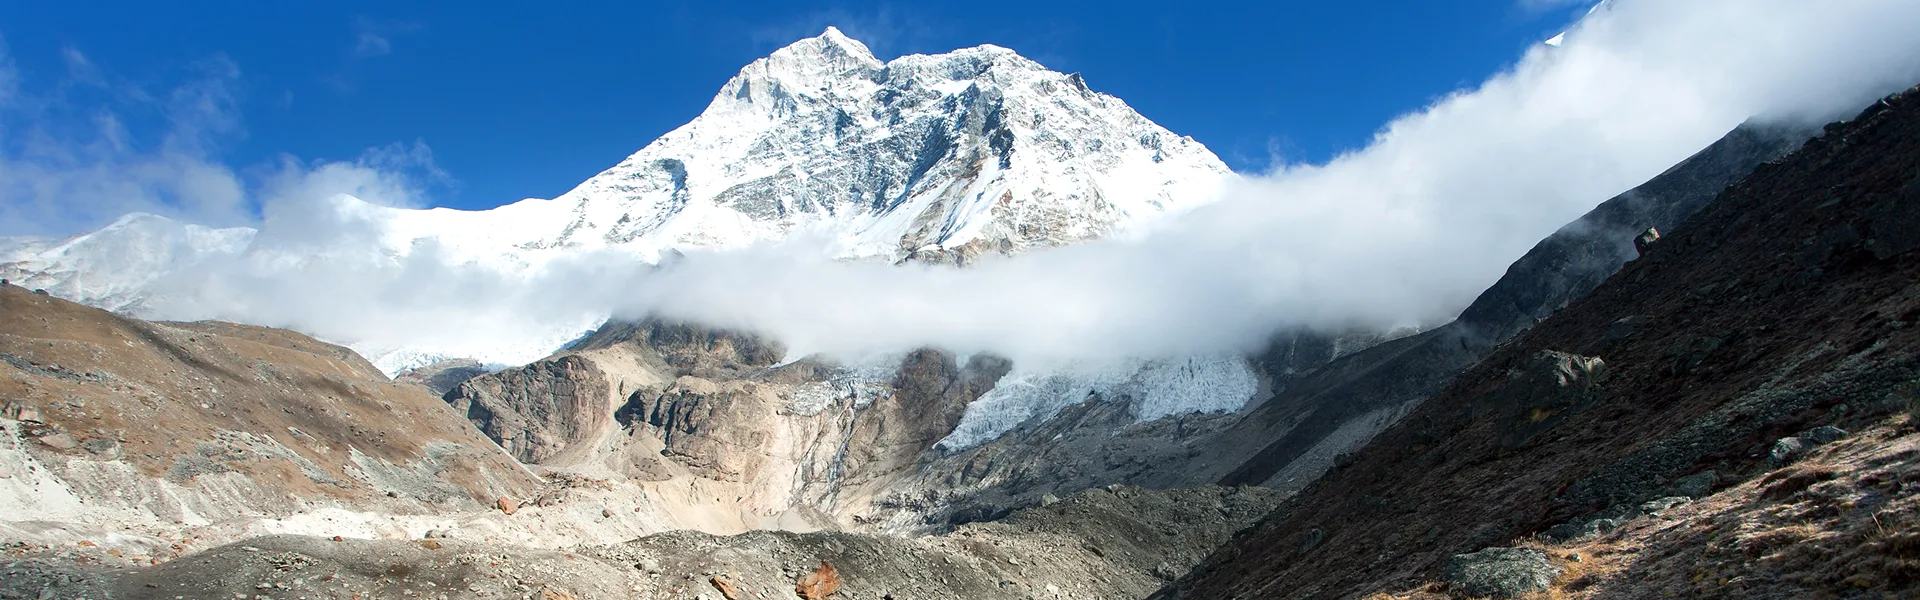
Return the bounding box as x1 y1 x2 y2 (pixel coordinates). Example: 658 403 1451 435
1 283 537 534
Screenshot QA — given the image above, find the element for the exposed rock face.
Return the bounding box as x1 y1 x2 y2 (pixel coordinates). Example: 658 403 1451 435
446 356 614 464
394 359 491 397
445 317 1016 532
567 319 784 379
1164 86 1920 599
0 282 539 556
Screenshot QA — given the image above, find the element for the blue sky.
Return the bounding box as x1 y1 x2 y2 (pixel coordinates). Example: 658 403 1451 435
0 1 1591 217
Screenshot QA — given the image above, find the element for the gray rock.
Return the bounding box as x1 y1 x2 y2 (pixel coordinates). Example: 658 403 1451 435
1639 496 1691 515
1579 517 1626 539
1475 350 1607 448
35 432 79 451
1769 437 1811 465
1298 528 1326 555
1543 504 1637 543
1443 547 1563 598
81 437 120 458
1151 562 1182 580
1670 470 1718 498
1804 425 1848 444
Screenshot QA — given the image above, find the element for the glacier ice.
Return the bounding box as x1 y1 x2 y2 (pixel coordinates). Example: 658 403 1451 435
934 355 1259 452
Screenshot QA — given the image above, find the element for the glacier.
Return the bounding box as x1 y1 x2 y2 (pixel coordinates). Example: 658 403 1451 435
936 355 1260 452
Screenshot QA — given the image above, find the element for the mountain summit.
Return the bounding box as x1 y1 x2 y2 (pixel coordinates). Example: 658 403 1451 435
0 30 1233 371
539 27 1228 262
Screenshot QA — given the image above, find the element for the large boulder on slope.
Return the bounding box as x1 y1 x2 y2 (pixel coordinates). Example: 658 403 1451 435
1442 547 1562 598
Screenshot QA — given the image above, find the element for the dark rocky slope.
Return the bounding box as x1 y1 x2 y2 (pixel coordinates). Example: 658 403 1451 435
1213 121 1813 490
1162 86 1920 599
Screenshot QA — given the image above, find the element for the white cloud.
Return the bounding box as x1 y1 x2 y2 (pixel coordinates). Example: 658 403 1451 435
602 0 1920 363
59 46 104 87
13 0 1920 372
354 32 391 58
0 39 447 238
0 54 253 235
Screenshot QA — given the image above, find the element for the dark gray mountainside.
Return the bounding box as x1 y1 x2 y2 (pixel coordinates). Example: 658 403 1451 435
1166 83 1920 600
1211 121 1815 488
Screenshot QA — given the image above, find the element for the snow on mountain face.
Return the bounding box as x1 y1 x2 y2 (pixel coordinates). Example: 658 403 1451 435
0 213 254 312
537 26 1229 262
0 28 1232 378
937 355 1259 452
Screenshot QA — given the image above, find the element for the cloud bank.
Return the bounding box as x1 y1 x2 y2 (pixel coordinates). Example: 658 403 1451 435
14 0 1920 371
615 0 1920 361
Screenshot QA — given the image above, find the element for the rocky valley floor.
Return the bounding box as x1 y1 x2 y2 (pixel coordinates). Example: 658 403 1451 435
1 485 1283 599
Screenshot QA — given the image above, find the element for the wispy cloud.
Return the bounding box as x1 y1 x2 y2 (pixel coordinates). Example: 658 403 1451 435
353 31 391 58
59 46 104 86
0 37 448 237
350 16 416 59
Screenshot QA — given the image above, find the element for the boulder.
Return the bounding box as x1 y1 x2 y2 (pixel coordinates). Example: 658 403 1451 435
1633 227 1662 257
1475 350 1606 448
1770 437 1812 465
1804 425 1848 444
795 562 841 600
1670 470 1718 498
1638 496 1691 515
1443 547 1563 598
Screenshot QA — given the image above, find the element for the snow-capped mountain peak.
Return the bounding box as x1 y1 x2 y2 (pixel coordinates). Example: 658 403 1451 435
720 27 886 109
547 28 1231 262
0 29 1234 373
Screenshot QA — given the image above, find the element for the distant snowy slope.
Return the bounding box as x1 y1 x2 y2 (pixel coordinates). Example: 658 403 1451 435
0 213 254 313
